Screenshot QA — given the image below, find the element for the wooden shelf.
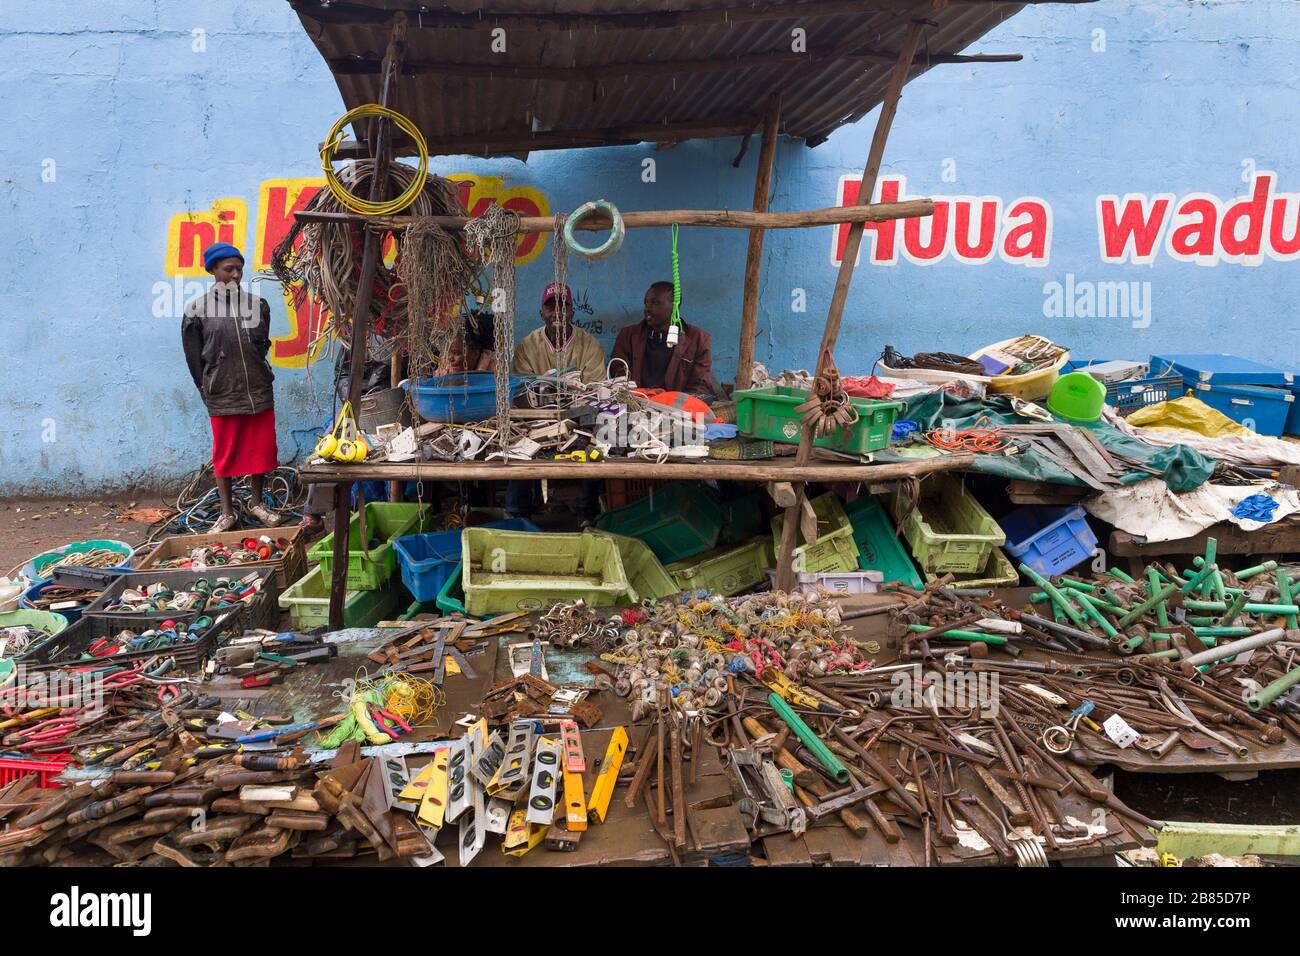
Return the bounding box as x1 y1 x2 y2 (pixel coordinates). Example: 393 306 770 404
298 453 974 485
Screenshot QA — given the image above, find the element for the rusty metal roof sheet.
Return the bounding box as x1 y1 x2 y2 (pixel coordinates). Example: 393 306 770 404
290 0 1038 158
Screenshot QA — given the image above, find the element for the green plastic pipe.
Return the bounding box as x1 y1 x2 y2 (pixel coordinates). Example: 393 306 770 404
1217 591 1250 628
1191 626 1252 638
1278 571 1298 630
1239 560 1280 581
1115 582 1180 630
1181 562 1217 595
767 692 850 785
1058 578 1097 593
1076 592 1127 615
1073 592 1119 638
1018 564 1088 628
905 625 1007 645
1247 665 1300 712
1148 567 1170 628
1105 567 1136 584
1183 601 1299 615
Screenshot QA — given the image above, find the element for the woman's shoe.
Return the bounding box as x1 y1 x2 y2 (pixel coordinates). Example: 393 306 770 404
247 503 283 527
212 512 239 533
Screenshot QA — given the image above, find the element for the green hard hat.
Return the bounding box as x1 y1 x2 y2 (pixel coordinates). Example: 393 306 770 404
1047 371 1107 422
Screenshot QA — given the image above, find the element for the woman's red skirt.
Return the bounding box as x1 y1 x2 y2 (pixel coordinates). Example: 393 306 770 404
210 408 279 478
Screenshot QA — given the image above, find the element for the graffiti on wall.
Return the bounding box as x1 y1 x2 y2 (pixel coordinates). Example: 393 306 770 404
164 175 550 368
834 172 1300 270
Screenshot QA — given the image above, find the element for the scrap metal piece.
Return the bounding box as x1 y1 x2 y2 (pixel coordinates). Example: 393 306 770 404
526 736 562 826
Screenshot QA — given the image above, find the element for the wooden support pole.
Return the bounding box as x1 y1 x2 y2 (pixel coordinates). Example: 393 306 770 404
775 20 924 592
328 13 407 631
294 198 933 235
736 93 782 392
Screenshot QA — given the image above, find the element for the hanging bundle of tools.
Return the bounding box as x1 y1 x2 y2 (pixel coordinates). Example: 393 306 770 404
795 349 859 441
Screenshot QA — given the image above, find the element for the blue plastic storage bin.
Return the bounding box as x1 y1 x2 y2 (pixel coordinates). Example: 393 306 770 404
1150 353 1294 389
394 518 538 602
999 505 1097 578
406 372 527 424
1189 382 1293 437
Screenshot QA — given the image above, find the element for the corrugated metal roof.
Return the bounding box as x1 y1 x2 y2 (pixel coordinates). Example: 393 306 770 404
290 0 1033 157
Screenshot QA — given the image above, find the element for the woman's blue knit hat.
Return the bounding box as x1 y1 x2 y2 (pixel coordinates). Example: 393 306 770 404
203 242 244 272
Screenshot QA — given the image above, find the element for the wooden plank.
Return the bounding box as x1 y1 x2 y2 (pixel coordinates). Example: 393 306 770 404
762 832 814 866
295 197 934 235
736 93 782 391
1110 521 1300 559
298 454 975 485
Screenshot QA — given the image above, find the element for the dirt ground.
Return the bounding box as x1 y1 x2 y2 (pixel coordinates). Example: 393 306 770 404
0 496 158 577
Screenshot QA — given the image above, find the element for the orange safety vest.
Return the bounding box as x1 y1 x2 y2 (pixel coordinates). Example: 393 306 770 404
633 388 717 423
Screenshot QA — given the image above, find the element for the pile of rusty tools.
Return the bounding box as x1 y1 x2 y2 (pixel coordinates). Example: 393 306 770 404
711 663 1160 866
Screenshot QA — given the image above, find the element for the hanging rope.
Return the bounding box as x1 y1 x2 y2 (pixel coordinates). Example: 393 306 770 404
668 223 684 347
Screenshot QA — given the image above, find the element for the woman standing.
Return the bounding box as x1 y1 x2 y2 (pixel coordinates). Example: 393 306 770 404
181 242 283 531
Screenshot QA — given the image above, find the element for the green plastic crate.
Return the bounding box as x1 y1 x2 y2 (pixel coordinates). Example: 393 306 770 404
594 482 721 564
844 495 924 588
923 546 1018 589
719 493 763 545
591 532 679 604
667 537 772 597
461 529 630 615
770 493 859 574
888 474 1005 575
308 502 430 591
735 386 904 455
435 560 466 615
278 566 404 630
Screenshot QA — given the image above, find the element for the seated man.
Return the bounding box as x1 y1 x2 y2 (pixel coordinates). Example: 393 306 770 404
508 282 607 521
512 282 606 381
612 281 715 399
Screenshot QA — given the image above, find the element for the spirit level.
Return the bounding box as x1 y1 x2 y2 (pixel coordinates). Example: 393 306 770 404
587 726 629 824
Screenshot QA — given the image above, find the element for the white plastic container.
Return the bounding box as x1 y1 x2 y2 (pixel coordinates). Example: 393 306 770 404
764 569 884 596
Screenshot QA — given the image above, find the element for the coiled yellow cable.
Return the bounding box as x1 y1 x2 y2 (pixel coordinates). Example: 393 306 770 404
320 104 429 216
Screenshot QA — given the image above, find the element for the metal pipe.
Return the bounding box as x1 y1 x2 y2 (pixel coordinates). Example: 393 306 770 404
1183 628 1290 669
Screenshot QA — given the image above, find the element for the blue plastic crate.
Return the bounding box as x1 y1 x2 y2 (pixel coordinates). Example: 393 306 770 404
394 518 538 602
1189 381 1293 437
1150 353 1294 388
999 505 1097 578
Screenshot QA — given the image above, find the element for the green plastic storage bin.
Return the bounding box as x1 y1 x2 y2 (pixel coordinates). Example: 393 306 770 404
278 566 404 630
735 386 903 455
770 493 859 574
594 482 721 563
844 496 923 587
889 474 1005 575
923 546 1019 589
666 537 772 597
0 609 70 662
592 532 679 604
461 529 630 615
308 502 430 591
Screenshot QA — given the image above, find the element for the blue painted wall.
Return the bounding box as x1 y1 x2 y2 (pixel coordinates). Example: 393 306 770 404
1 0 1296 493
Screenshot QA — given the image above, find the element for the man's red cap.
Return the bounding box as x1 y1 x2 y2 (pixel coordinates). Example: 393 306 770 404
541 282 573 307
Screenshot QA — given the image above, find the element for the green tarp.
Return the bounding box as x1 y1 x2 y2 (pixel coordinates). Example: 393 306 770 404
872 393 1216 493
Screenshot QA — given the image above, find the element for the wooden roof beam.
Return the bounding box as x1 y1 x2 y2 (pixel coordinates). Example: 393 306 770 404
295 198 934 233
293 0 1094 32
326 48 1020 79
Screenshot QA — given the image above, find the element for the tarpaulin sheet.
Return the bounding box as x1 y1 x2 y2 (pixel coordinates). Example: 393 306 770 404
872 393 1216 492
